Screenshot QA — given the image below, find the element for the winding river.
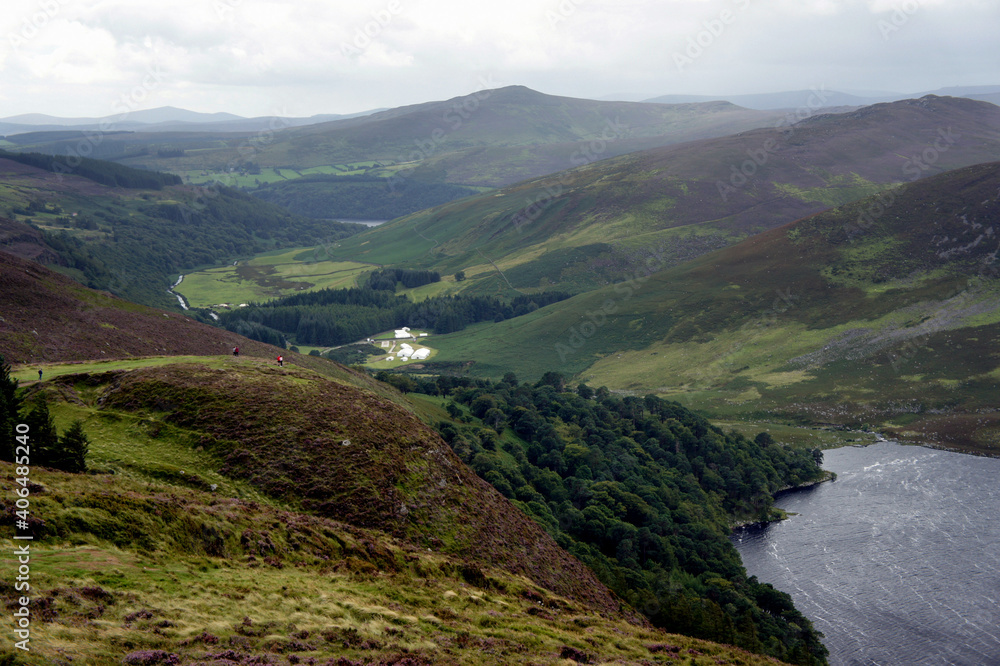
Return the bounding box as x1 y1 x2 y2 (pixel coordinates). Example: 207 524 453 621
168 274 189 310
733 442 1000 665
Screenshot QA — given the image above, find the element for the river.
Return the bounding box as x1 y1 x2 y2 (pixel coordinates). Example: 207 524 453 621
168 274 188 310
733 442 1000 665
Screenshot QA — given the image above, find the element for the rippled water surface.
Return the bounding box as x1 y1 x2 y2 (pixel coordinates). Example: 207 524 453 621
733 442 1000 666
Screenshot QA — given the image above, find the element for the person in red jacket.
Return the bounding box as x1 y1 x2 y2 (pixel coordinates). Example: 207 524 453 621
277 355 283 367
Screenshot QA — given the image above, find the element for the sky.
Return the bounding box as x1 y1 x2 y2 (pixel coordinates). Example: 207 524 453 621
1 0 998 119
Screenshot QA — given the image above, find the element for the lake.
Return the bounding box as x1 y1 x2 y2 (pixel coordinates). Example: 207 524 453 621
334 218 387 227
733 442 1000 666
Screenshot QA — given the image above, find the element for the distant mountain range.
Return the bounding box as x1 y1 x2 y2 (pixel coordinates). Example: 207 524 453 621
2 86 791 195
622 85 1000 110
7 85 998 136
0 105 384 135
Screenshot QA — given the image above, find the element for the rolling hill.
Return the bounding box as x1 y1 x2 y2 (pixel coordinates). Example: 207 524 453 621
418 161 1000 455
327 95 1000 294
0 106 376 135
253 85 786 184
5 87 789 221
0 247 815 664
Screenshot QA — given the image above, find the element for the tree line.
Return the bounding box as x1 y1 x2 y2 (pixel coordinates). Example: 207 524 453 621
366 267 440 290
0 149 182 189
382 370 829 665
216 285 570 347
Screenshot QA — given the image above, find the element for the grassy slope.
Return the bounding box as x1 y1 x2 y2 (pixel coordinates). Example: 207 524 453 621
328 96 1000 294
175 248 373 308
249 87 785 183
85 362 623 608
421 162 1000 454
0 360 793 665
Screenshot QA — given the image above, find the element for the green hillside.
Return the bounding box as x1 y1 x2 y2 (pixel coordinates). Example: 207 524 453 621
7 87 788 221
0 155 361 307
416 162 1000 455
253 86 785 183
328 95 1000 293
0 249 828 664
3 462 794 665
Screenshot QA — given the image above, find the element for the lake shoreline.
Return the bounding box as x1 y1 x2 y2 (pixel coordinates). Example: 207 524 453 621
730 470 837 530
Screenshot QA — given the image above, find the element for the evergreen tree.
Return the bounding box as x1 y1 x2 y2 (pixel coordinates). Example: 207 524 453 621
53 420 89 473
0 356 21 462
23 397 58 468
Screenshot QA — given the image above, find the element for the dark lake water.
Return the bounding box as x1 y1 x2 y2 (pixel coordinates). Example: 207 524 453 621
732 442 1000 666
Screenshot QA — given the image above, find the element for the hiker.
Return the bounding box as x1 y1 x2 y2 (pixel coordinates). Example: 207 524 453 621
277 355 283 367
38 369 43 381
233 346 239 357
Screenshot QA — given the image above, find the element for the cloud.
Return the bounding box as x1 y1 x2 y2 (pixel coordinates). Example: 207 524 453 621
0 0 997 116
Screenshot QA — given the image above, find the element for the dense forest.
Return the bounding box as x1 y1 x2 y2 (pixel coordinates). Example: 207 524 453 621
0 149 181 189
365 267 441 290
250 173 479 220
0 152 364 306
217 285 570 347
385 371 829 665
40 186 362 306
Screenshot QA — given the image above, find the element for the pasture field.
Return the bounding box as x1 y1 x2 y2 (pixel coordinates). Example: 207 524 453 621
176 162 386 188
174 247 374 307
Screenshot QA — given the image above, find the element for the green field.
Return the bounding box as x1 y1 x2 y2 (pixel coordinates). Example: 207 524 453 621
176 162 386 188
175 247 374 307
12 355 217 384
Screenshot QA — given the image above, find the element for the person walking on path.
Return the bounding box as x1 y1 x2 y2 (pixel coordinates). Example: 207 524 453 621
38 369 42 381
277 355 284 367
233 346 239 357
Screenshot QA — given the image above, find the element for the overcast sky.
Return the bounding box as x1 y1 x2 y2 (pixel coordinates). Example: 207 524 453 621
1 0 998 118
